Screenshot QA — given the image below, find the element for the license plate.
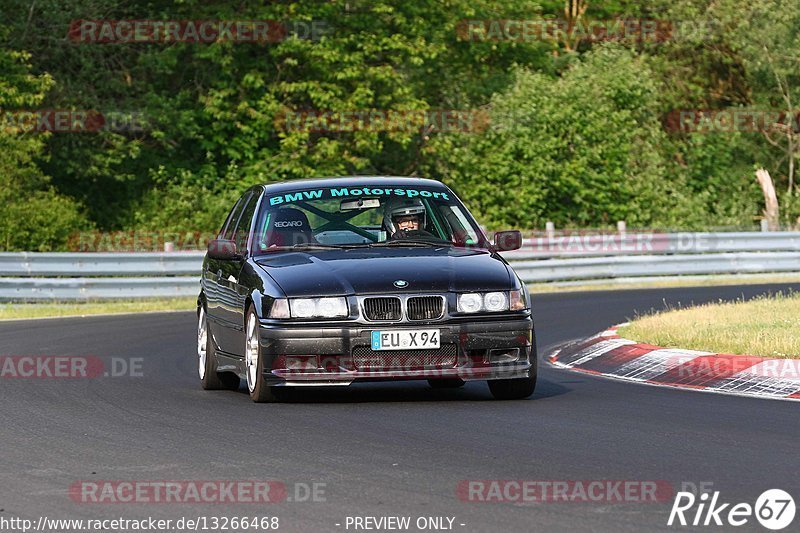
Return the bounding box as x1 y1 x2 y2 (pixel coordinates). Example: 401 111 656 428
371 330 440 350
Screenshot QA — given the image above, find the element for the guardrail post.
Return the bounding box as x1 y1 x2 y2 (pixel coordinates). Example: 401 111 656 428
545 221 555 240
617 221 626 238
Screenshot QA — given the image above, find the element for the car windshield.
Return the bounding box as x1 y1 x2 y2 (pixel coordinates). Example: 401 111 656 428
251 185 490 253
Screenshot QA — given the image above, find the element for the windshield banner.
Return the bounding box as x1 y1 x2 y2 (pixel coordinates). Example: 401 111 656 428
268 187 450 206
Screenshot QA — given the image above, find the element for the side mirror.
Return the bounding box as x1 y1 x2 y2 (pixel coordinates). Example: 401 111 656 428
207 239 241 260
493 230 522 252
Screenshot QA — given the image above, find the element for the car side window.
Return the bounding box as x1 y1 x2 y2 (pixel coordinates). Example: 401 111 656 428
221 193 251 240
233 193 259 254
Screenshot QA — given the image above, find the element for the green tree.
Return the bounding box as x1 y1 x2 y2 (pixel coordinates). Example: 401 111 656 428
425 45 708 229
0 44 90 250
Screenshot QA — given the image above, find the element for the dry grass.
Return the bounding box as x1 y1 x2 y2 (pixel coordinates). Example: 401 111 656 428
0 298 196 320
618 292 800 359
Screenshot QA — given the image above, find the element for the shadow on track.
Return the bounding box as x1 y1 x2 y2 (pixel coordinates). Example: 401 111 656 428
221 376 570 404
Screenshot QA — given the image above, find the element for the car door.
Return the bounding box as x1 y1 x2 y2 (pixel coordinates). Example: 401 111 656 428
218 191 260 355
205 192 249 353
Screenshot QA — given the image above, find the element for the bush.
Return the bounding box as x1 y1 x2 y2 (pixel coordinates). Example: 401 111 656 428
424 45 760 230
0 48 91 250
0 186 91 251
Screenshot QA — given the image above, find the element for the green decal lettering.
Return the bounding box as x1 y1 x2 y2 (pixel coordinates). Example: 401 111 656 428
285 192 304 202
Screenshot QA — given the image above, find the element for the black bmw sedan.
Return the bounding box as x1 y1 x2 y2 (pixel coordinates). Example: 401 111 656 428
197 176 536 402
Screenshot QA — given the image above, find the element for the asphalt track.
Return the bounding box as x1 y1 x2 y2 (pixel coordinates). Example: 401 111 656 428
1 284 799 533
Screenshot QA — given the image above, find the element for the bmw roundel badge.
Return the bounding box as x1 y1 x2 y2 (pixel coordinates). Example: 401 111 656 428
393 280 409 288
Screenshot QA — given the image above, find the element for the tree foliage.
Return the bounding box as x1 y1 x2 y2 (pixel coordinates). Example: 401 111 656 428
0 0 794 249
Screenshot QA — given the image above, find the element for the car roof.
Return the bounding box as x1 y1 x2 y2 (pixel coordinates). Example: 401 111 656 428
261 176 447 195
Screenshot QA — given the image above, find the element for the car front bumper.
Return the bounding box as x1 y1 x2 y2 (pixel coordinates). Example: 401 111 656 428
258 316 534 386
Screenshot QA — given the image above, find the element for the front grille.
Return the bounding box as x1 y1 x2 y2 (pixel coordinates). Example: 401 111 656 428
407 296 444 321
352 344 458 371
363 297 402 321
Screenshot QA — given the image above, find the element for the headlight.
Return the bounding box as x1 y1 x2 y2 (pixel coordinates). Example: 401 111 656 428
316 297 349 318
457 291 524 313
291 298 317 318
484 292 508 312
457 293 483 313
288 297 348 319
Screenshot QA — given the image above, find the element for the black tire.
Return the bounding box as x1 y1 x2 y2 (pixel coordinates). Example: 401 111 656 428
427 378 465 389
245 307 283 403
199 306 241 391
487 357 537 400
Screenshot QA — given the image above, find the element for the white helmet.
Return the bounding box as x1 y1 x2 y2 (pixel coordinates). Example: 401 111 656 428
383 197 426 234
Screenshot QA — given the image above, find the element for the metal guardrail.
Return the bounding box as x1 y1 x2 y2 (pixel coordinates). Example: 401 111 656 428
510 252 800 283
0 252 204 300
502 231 800 260
0 252 204 276
0 277 199 300
2 232 800 300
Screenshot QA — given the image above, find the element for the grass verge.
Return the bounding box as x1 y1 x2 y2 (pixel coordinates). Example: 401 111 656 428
0 298 196 320
618 292 800 359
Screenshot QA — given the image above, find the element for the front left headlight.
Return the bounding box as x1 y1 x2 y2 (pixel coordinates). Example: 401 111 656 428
457 291 527 313
484 291 508 312
288 297 348 318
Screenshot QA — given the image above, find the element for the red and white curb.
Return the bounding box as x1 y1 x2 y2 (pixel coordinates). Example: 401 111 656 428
548 325 800 402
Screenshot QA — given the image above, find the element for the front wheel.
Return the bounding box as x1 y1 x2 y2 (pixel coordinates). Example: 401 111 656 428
487 360 537 400
245 307 283 403
198 306 240 391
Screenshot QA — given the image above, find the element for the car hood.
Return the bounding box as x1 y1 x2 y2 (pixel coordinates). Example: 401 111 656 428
254 247 513 296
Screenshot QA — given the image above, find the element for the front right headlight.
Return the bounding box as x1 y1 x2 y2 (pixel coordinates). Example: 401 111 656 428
315 297 349 318
288 297 348 319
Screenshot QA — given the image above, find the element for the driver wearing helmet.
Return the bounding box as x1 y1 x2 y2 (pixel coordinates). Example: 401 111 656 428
383 198 436 240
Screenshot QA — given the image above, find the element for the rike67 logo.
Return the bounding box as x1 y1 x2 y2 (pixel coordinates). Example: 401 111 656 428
668 489 796 530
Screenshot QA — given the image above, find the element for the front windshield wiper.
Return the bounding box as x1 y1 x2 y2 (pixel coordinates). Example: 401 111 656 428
370 240 450 248
264 243 349 251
